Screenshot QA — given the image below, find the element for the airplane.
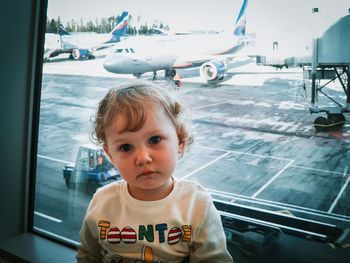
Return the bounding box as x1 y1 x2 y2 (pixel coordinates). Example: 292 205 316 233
103 0 252 84
44 11 129 61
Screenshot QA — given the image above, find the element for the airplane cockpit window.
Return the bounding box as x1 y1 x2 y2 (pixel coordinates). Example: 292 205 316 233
114 48 123 53
35 0 350 257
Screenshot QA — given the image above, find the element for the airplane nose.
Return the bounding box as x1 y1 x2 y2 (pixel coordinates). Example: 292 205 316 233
103 56 115 73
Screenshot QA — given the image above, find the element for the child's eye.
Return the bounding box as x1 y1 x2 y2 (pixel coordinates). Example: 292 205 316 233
149 136 161 145
119 144 132 152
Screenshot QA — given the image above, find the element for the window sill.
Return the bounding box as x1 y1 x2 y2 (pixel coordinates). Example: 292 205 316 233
0 233 76 263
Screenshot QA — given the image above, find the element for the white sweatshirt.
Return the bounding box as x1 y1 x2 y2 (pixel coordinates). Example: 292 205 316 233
77 178 233 263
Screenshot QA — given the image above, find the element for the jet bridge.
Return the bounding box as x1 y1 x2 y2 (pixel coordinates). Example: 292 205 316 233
308 14 350 130
257 15 350 131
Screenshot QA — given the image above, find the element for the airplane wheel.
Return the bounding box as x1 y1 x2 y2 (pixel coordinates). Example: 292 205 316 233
327 113 346 128
314 114 346 131
165 69 176 79
171 69 176 78
314 116 329 131
328 113 346 123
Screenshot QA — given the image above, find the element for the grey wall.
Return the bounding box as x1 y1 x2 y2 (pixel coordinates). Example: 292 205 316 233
0 0 40 241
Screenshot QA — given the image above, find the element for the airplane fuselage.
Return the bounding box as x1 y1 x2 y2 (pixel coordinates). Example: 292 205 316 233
103 33 240 75
104 49 179 74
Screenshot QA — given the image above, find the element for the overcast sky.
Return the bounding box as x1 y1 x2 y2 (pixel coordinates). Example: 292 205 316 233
47 0 350 53
47 0 349 30
48 0 242 31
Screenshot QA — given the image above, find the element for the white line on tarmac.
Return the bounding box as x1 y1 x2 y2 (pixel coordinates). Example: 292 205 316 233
252 160 295 198
194 144 293 161
37 154 72 164
328 166 350 213
38 149 348 215
34 211 62 223
292 165 345 176
192 101 229 110
182 152 231 180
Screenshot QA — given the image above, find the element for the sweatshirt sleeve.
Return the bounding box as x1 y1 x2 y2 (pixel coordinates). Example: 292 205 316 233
190 201 233 263
76 197 103 263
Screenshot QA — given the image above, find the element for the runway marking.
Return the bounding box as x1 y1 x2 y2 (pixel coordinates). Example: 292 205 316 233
192 101 229 110
292 165 346 176
38 148 349 217
252 160 295 198
194 145 293 161
328 166 350 213
191 145 350 219
37 154 72 165
182 152 231 180
34 211 62 223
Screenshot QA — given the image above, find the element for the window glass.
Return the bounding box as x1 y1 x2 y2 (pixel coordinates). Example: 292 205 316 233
36 0 350 245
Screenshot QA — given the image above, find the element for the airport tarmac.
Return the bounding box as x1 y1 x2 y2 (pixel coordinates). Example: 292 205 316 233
35 56 350 242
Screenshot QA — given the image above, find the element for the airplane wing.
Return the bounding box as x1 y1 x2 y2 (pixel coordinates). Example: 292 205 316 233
172 38 255 69
172 55 217 68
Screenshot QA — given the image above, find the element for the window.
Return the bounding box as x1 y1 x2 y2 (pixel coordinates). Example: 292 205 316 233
35 0 350 249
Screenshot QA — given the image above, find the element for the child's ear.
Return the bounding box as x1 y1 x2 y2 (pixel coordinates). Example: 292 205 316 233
178 141 185 156
103 144 112 160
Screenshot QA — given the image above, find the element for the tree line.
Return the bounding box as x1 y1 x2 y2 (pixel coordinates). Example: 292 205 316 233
46 15 169 35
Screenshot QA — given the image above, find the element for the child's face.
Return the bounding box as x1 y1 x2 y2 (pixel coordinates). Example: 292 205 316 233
103 103 184 201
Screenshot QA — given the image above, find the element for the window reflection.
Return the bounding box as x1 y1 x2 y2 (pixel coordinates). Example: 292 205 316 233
36 0 350 246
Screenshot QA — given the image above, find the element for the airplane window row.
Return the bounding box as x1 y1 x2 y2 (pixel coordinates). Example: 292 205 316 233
114 48 135 54
33 0 350 261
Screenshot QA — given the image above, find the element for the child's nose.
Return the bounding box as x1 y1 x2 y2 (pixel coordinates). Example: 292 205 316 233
135 148 152 166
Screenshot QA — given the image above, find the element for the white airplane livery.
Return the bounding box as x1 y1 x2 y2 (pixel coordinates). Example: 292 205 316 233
103 0 250 83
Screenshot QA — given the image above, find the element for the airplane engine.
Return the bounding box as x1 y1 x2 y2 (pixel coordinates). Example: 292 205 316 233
199 60 227 82
71 48 94 60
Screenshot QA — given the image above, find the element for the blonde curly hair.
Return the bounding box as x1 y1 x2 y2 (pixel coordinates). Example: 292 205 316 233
91 80 193 150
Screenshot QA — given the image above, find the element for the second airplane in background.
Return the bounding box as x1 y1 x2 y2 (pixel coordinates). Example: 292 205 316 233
103 0 251 83
44 11 129 61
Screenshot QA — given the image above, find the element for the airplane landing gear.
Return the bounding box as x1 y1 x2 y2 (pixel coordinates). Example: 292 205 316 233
314 113 346 131
152 71 157 81
165 69 176 80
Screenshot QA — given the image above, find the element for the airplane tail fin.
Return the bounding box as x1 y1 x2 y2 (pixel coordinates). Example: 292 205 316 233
106 11 129 43
58 24 71 36
233 0 248 36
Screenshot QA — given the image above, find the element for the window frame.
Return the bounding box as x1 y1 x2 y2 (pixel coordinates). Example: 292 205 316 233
29 0 349 249
27 0 77 250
